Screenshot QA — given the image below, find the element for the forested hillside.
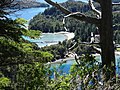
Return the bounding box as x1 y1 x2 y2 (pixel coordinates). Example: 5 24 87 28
29 1 120 42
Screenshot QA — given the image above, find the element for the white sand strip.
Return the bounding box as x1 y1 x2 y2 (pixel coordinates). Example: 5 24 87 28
57 31 74 40
45 57 75 65
115 51 120 55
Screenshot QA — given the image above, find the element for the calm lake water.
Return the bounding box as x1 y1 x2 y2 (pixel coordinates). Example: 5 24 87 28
9 8 47 20
9 0 88 20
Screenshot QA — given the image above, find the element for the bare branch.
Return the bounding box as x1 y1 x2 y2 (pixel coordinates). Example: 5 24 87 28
68 42 77 50
112 2 120 6
91 46 101 54
89 0 101 18
63 12 84 31
45 0 100 25
64 12 82 18
75 55 80 66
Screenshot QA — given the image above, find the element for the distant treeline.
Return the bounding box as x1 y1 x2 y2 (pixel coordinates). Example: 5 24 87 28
11 0 49 9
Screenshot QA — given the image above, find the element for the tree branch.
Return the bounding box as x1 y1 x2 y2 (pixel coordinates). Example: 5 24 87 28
91 46 101 54
75 55 80 66
112 2 120 6
45 0 100 25
89 0 101 18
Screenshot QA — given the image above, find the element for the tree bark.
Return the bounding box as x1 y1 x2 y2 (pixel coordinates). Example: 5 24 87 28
99 0 115 79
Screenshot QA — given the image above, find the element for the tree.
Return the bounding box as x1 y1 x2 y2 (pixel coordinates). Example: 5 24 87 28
45 0 120 80
0 0 54 65
0 1 54 89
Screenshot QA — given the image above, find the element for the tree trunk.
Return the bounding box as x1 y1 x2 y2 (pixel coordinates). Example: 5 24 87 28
99 0 115 79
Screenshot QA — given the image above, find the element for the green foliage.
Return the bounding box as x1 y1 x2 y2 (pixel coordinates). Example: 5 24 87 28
70 54 98 76
40 43 67 60
22 29 41 39
16 63 52 90
0 77 11 89
0 16 54 66
14 18 27 25
29 14 63 33
0 5 54 89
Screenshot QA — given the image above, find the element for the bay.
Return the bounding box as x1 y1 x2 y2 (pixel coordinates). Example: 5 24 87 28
9 0 88 20
8 7 47 20
9 0 86 47
23 33 67 48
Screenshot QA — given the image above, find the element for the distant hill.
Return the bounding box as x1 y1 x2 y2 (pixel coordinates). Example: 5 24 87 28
11 0 49 9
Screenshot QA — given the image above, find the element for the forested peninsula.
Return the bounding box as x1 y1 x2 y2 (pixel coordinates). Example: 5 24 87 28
11 0 49 9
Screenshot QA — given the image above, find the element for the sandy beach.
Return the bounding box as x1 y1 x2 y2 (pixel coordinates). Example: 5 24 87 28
46 51 120 65
45 57 75 65
43 32 74 40
57 31 74 40
46 32 74 46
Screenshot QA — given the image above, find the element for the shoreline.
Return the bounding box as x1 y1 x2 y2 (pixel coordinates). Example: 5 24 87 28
46 57 75 65
46 53 100 65
56 31 74 40
43 31 75 40
46 52 120 65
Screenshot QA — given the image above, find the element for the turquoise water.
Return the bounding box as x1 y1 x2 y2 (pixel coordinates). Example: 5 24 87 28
23 33 67 47
50 58 76 78
50 55 120 78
